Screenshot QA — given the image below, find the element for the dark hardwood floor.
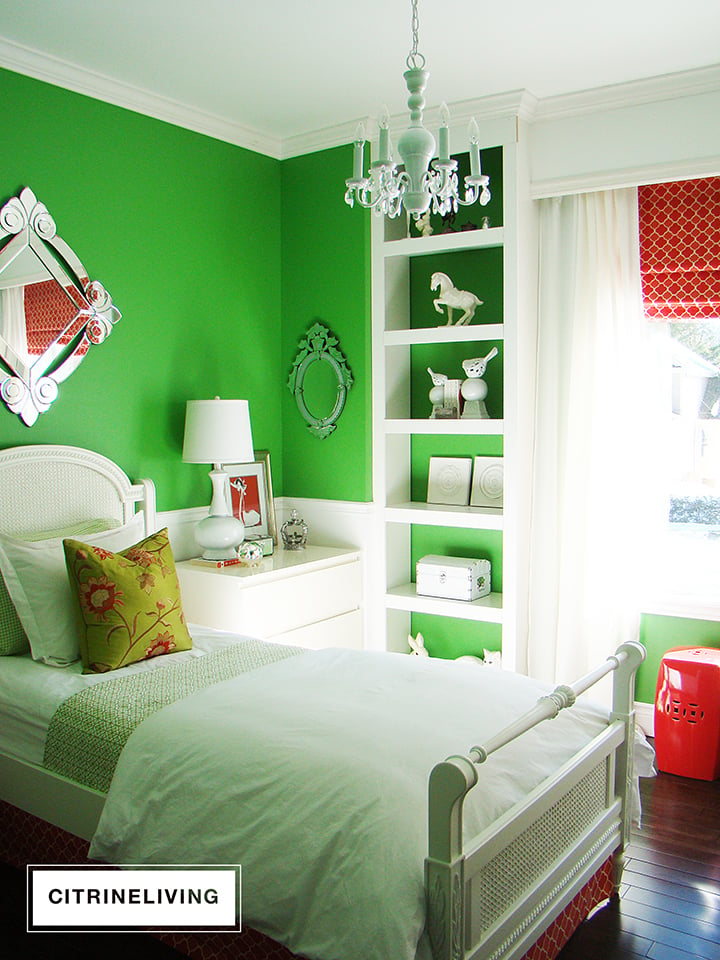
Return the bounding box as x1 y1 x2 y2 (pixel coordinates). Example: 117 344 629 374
559 770 720 960
2 767 719 959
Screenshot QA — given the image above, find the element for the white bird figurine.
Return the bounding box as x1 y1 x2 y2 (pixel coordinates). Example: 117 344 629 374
462 347 498 379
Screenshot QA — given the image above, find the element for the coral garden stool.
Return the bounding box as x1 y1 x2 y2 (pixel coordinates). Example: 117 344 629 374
655 646 720 780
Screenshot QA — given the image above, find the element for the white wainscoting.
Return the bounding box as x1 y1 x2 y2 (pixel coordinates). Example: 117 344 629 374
159 506 208 563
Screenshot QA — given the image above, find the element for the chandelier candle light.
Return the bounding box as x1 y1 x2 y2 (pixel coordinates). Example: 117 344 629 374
345 0 491 219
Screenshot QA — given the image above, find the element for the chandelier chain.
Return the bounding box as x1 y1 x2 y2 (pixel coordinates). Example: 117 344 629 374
406 0 425 71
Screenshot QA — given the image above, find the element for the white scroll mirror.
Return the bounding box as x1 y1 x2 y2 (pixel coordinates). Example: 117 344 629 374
0 187 121 426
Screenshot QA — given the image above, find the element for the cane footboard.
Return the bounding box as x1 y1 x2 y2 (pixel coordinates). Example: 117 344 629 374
426 641 644 960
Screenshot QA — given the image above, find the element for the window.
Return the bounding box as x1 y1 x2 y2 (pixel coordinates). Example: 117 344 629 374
639 177 720 611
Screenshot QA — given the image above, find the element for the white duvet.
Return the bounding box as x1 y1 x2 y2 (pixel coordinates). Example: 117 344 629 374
90 648 610 960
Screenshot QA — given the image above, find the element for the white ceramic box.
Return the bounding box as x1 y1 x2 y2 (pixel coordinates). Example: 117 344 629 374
416 555 491 602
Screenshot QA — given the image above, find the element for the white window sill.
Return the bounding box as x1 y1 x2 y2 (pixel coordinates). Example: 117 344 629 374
642 596 720 621
642 526 720 621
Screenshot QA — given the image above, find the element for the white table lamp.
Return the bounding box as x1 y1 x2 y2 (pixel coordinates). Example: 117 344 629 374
183 397 254 560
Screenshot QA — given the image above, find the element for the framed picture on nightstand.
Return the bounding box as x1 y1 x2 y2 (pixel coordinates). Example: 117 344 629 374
224 449 278 543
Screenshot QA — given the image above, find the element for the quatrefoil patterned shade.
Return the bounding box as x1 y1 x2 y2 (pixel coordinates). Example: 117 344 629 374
24 279 78 354
639 176 720 321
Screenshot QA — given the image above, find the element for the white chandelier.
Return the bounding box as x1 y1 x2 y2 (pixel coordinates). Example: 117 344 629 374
345 0 491 220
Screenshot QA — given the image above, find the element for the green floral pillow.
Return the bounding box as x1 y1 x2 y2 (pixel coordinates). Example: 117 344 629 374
63 528 192 674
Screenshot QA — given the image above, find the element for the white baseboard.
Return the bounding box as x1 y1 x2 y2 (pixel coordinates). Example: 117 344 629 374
635 701 655 738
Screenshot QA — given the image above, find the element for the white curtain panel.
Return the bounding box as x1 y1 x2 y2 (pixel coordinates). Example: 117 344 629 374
0 285 29 361
528 188 658 693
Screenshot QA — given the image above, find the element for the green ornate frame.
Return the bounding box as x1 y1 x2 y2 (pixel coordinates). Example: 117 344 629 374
287 322 353 439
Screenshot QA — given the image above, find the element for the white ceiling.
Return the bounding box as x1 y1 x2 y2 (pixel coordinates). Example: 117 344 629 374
1 0 719 157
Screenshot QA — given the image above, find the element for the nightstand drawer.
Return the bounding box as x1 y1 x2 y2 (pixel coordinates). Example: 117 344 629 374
210 560 360 637
272 610 362 650
177 548 362 646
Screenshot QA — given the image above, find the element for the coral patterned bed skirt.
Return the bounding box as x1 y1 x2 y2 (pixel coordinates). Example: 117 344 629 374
0 799 615 960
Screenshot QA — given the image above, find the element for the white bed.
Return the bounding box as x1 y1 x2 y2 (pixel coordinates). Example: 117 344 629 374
0 444 649 960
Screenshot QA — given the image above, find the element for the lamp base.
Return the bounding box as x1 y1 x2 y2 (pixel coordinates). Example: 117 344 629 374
194 514 245 561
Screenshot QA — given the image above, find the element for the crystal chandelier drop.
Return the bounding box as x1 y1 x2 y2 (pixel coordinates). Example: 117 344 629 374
345 0 491 220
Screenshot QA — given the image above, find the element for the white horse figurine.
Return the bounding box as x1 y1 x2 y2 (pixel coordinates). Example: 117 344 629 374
430 272 483 326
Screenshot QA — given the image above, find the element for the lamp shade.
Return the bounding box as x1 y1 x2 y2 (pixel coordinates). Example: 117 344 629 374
182 398 254 465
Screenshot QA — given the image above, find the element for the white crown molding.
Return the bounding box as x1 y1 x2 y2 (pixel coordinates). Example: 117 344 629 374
280 90 534 159
440 89 539 125
1 31 719 161
280 119 365 161
534 62 720 121
0 36 283 159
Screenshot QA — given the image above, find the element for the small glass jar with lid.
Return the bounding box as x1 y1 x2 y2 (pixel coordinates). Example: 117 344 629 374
281 509 308 550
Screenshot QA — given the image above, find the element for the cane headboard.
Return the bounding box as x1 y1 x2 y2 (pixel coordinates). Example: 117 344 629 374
0 445 156 539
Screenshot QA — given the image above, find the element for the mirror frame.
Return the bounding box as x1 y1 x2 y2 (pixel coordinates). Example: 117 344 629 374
0 186 121 426
287 322 353 439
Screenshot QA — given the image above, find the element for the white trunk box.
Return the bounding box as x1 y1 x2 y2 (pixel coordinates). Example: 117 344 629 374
416 555 491 602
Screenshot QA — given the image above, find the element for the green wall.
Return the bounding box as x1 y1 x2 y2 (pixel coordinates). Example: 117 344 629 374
638 613 720 704
280 148 372 501
0 67 283 511
0 68 373 507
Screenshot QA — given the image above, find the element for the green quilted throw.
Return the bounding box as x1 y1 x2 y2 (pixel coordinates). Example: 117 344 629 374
44 639 304 793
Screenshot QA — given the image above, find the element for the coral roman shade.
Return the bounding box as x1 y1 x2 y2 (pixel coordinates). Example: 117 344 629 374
638 176 720 320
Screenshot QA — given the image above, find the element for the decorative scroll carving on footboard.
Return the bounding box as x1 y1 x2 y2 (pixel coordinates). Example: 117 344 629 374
426 754 478 960
426 864 464 960
427 870 463 960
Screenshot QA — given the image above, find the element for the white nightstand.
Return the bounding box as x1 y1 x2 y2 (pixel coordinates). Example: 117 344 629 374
176 545 363 650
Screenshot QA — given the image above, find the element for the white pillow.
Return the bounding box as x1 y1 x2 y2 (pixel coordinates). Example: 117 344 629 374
0 513 147 666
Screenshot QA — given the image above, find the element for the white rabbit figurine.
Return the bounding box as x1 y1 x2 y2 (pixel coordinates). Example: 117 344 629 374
408 632 429 657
